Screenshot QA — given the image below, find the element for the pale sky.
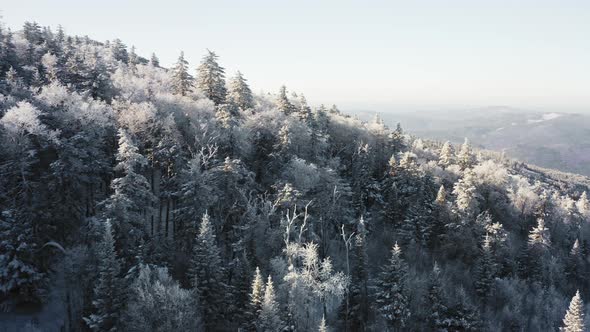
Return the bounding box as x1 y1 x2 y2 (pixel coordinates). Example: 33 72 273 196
2 0 589 112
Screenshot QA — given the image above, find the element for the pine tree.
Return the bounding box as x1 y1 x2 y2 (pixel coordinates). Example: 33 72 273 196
319 315 328 332
435 185 447 206
277 85 296 115
257 275 284 332
375 242 410 331
227 71 254 111
400 197 433 247
344 218 370 331
0 210 44 303
427 263 448 331
110 38 129 63
149 53 159 67
174 155 213 254
445 288 481 331
474 235 496 302
128 46 138 66
189 213 225 328
566 240 585 293
351 142 373 217
297 95 312 122
244 266 265 331
101 129 155 266
453 169 480 222
438 141 455 168
577 191 589 217
171 51 193 96
528 217 551 249
84 221 124 332
457 138 476 170
430 185 449 249
196 49 227 105
561 290 585 332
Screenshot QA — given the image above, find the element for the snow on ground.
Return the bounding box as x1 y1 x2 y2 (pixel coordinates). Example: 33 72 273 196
527 113 563 124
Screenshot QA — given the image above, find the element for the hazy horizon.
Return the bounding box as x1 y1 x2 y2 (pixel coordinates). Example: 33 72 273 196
3 0 589 113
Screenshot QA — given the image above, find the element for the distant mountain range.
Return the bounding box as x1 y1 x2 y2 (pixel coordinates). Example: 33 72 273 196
357 106 590 176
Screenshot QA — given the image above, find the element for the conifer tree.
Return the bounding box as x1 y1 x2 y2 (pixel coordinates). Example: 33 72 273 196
128 46 138 66
457 138 476 170
566 239 585 292
474 235 496 302
445 288 481 331
561 290 585 332
175 155 213 254
344 218 369 331
453 169 480 222
149 53 159 67
101 129 155 266
427 263 448 331
435 185 447 206
84 221 124 332
227 71 254 111
171 51 193 96
244 267 265 331
528 217 551 249
438 141 455 168
277 85 296 115
319 315 328 332
110 38 129 63
196 49 227 105
577 191 589 217
0 210 44 303
430 185 449 248
297 95 312 122
257 275 283 332
189 213 225 328
375 242 410 331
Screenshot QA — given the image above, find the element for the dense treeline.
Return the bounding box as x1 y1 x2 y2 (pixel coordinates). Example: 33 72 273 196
1 21 589 331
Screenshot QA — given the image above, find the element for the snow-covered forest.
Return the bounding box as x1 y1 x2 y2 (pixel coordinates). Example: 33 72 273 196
1 21 590 332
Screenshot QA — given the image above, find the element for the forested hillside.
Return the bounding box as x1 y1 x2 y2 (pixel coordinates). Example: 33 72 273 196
1 21 590 332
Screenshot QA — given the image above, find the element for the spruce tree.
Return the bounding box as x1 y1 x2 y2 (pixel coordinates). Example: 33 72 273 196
101 129 155 266
171 51 193 96
528 217 551 249
277 85 295 115
0 210 44 303
110 38 129 63
227 71 254 111
453 169 480 222
149 53 159 67
257 275 283 332
577 191 589 217
427 263 448 331
430 185 449 248
562 290 585 332
297 95 312 122
345 218 369 331
196 49 227 105
84 221 124 332
189 212 225 328
375 242 410 331
474 235 496 302
438 141 455 168
244 266 265 331
319 315 328 332
457 138 476 170
566 240 586 294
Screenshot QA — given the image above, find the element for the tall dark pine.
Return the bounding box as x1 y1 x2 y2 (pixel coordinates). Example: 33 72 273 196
189 213 226 329
375 242 410 331
84 221 124 332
